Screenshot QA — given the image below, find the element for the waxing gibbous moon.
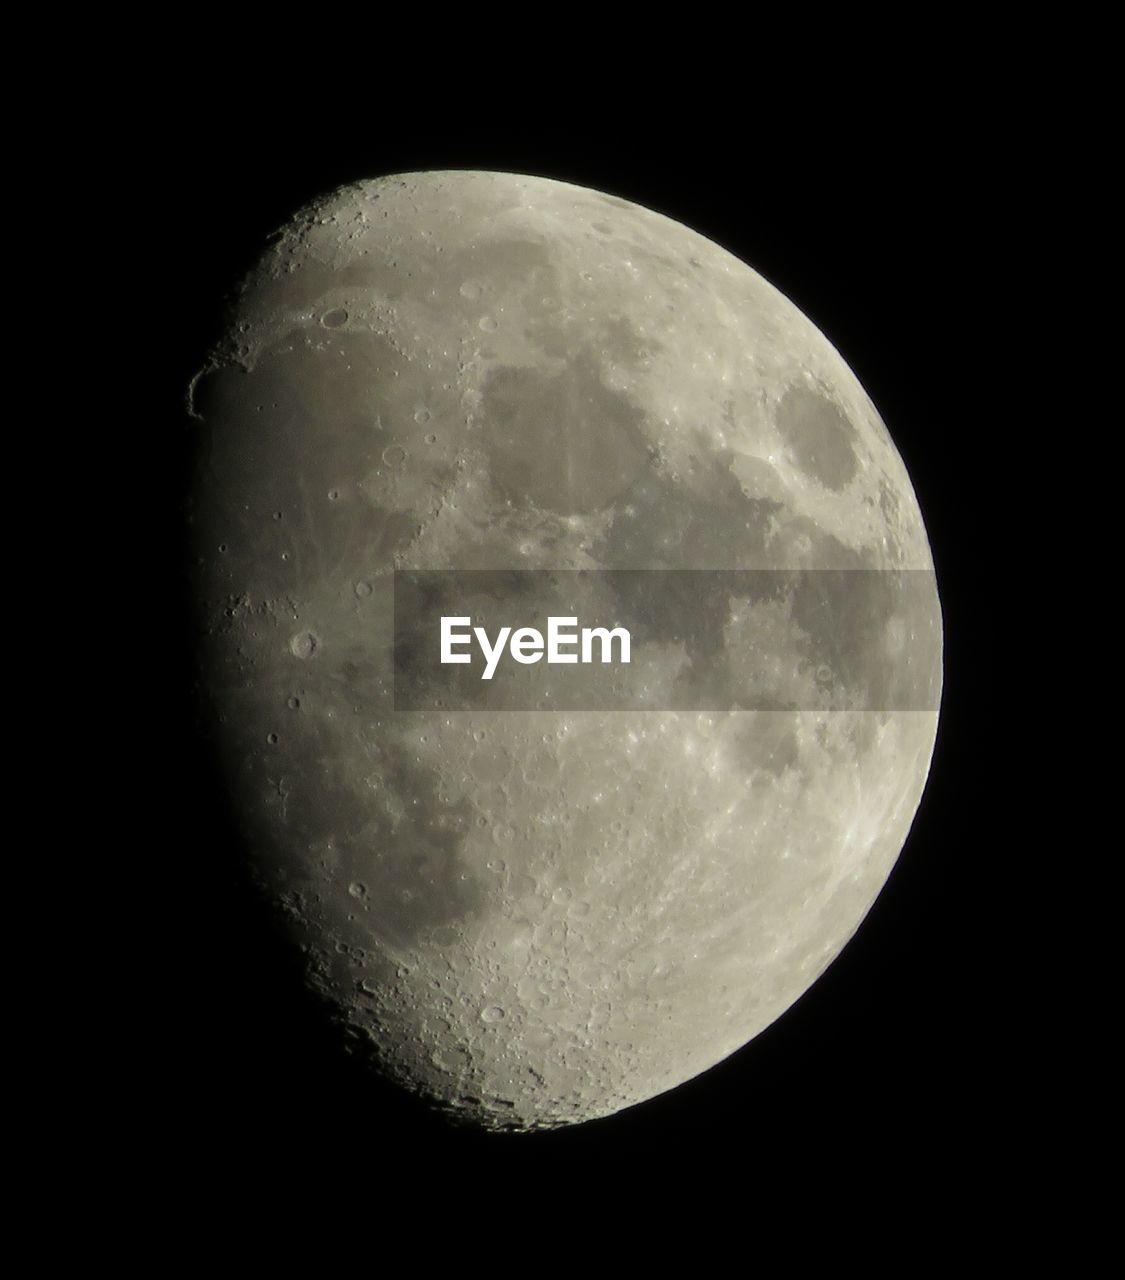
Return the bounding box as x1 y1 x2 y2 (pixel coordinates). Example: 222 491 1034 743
188 170 942 1130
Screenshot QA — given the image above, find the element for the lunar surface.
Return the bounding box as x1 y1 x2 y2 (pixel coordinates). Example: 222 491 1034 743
188 171 942 1130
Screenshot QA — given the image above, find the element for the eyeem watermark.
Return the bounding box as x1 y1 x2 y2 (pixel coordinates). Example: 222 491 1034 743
441 616 631 681
393 569 941 712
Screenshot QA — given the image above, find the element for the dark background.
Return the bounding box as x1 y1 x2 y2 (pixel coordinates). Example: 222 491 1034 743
141 93 1004 1204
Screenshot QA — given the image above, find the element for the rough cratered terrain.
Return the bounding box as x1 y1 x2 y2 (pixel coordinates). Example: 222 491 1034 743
189 171 941 1130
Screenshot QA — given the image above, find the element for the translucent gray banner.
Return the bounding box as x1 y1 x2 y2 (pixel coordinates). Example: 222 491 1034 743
393 569 941 712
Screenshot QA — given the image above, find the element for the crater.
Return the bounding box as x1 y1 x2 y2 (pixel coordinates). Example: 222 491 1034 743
775 384 860 491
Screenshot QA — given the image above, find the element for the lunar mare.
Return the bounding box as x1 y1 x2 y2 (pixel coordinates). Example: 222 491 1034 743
189 171 941 1130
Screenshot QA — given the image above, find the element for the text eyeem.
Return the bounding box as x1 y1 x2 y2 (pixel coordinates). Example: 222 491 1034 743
440 616 632 681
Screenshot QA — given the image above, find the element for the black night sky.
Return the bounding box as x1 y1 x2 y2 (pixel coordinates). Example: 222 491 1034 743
135 80 1005 1211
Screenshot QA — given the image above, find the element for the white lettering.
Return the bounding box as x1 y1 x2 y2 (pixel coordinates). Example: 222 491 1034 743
510 627 544 664
548 616 578 663
473 625 512 681
581 626 631 665
440 616 472 664
440 616 631 679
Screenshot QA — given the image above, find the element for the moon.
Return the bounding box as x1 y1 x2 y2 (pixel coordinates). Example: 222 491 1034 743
188 170 941 1130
